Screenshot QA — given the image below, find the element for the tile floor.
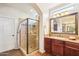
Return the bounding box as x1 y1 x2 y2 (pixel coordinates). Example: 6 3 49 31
0 49 24 56
0 49 50 56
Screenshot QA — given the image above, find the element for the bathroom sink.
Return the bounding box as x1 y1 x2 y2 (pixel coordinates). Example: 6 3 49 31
69 36 76 40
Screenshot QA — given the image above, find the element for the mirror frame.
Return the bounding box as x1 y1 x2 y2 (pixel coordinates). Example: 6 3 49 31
50 12 78 35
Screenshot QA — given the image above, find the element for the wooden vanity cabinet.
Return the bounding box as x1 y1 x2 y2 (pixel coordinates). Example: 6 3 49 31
44 37 52 54
44 37 79 56
65 41 79 56
44 37 64 56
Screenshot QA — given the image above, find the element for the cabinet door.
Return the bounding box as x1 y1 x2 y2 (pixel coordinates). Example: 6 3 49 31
44 38 52 54
65 42 79 56
52 40 64 56
65 46 79 56
52 45 64 56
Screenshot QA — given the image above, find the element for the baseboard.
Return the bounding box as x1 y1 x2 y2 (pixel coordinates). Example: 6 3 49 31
39 49 45 53
19 47 27 56
14 47 19 49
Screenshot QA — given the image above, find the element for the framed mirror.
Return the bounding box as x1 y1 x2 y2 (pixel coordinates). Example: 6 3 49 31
50 13 78 35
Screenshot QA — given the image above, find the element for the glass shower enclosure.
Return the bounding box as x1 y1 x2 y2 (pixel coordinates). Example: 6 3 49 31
19 18 39 54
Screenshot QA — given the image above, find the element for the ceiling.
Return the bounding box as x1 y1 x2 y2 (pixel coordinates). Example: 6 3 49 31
0 3 67 18
36 3 62 13
0 3 65 14
4 3 37 14
0 3 38 19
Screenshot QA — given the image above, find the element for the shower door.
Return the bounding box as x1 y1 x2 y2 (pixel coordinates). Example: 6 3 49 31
19 18 39 54
20 20 27 54
28 19 39 54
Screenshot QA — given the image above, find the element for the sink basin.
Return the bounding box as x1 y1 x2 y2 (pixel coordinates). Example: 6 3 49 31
69 36 76 40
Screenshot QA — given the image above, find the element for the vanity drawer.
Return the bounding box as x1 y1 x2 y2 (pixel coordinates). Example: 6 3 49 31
65 41 79 49
54 39 64 45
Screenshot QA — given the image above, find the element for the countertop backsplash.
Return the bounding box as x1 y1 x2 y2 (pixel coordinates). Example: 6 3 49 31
47 33 79 40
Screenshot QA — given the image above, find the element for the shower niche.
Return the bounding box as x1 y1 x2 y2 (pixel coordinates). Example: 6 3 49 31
19 18 39 54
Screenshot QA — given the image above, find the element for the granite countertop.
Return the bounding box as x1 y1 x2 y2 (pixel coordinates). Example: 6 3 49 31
45 36 79 43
